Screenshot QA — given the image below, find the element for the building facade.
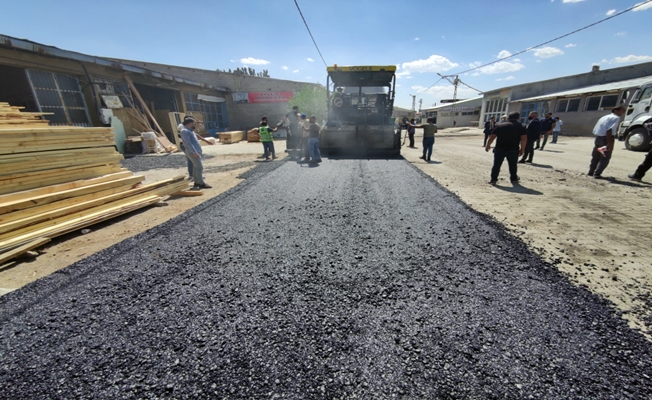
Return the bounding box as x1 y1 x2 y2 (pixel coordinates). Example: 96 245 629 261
421 97 483 129
479 62 652 134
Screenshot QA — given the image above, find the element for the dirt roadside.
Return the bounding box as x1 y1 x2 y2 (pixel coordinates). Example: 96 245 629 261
406 127 652 338
0 140 287 296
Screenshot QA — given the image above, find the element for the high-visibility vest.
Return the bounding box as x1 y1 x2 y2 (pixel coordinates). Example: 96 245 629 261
259 125 273 142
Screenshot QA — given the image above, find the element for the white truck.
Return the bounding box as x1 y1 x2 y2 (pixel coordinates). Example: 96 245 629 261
618 81 652 151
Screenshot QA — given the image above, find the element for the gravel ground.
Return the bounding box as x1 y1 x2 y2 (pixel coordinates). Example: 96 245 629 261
1 158 651 399
121 153 217 172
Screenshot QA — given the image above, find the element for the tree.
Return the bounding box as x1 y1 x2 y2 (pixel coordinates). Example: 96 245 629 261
288 85 328 122
216 67 271 78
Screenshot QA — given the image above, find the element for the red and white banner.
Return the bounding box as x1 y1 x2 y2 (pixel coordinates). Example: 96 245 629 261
247 92 294 103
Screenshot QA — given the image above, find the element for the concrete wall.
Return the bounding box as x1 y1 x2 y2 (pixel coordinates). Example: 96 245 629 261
110 60 322 131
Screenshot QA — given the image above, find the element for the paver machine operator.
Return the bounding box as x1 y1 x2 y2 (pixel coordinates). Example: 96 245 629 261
321 65 401 157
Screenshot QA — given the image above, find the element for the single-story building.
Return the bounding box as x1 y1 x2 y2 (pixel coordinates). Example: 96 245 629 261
479 62 652 132
421 97 483 128
508 75 652 135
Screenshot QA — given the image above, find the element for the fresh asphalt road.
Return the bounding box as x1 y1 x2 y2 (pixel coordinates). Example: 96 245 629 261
1 158 651 399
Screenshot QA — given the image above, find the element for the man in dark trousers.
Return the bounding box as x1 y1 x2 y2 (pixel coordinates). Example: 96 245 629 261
519 111 540 164
483 116 496 147
628 118 652 181
285 106 300 150
588 106 626 178
486 112 527 184
538 112 555 150
407 118 416 148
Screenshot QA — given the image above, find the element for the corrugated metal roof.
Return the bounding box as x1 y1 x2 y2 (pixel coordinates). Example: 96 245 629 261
422 96 483 112
513 76 652 103
0 34 228 92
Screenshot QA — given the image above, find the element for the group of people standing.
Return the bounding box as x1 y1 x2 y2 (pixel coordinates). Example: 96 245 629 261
485 105 652 184
257 106 322 163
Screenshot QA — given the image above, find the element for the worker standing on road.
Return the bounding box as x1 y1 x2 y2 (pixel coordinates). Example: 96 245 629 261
305 115 322 163
180 117 211 189
627 118 652 181
407 118 417 148
285 106 300 150
252 116 277 161
177 117 214 181
408 118 437 161
538 112 555 151
552 117 563 143
483 116 496 147
485 112 527 184
299 114 311 162
519 111 540 164
588 106 626 179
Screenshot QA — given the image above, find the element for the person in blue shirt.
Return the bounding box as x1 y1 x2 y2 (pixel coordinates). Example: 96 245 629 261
179 117 211 189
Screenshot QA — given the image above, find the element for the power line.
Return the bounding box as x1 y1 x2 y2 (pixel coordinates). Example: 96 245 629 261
293 0 328 67
421 0 652 89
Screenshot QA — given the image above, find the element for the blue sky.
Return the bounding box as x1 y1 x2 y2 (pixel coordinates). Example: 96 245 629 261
1 0 651 109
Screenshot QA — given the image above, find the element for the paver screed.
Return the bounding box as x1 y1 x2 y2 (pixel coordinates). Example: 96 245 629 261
1 159 651 399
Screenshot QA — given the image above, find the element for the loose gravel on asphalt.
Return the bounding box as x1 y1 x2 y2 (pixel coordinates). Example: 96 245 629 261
1 158 652 399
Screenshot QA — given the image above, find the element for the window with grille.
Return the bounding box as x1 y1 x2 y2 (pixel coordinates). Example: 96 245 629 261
567 98 581 112
599 95 618 109
26 69 91 126
586 96 601 111
556 99 568 113
184 92 228 133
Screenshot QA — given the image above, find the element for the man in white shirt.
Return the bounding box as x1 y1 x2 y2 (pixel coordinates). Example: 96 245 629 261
588 106 626 179
552 117 562 143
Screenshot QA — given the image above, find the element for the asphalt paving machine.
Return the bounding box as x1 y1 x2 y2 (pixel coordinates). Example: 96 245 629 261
321 65 400 156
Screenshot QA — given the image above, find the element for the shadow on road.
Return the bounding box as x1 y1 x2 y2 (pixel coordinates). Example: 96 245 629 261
540 149 564 153
603 177 652 187
493 182 543 195
529 163 554 169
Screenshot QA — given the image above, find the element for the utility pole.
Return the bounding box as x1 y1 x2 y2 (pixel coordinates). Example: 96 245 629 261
437 73 460 128
409 94 416 118
418 99 423 122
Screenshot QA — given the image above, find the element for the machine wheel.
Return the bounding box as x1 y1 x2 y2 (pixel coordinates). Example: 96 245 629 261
625 127 652 152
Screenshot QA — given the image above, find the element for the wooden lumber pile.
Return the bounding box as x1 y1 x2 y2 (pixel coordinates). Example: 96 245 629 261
247 129 260 142
220 130 247 144
0 104 191 263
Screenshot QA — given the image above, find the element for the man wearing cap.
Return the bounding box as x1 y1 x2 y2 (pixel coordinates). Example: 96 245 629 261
537 112 555 150
588 105 626 178
179 117 211 189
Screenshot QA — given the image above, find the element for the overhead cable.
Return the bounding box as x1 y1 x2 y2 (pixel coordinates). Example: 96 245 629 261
293 0 328 67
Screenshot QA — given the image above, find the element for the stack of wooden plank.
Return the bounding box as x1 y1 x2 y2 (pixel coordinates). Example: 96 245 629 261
247 129 260 142
0 104 191 263
220 130 247 144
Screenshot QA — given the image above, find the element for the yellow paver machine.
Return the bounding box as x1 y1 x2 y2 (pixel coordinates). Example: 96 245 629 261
321 65 400 157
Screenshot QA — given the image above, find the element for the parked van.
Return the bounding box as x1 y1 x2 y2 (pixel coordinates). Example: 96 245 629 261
618 81 652 151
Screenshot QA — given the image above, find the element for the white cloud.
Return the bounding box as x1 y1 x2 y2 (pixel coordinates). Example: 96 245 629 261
414 38 420 41
615 31 627 36
562 0 584 2
292 69 299 73
565 43 577 48
281 65 288 70
473 59 525 75
230 59 234 62
536 60 542 63
606 9 616 15
532 46 564 58
497 50 512 59
633 1 652 12
400 54 459 75
496 76 515 82
612 55 652 64
240 57 270 65
307 58 314 62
